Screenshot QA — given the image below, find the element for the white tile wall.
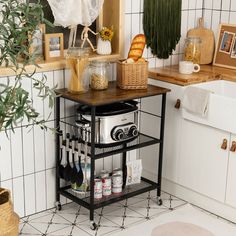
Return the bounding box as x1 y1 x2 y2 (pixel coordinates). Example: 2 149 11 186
0 0 210 218
0 70 64 218
203 0 236 36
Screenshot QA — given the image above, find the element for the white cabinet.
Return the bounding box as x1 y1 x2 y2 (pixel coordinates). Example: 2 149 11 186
145 79 236 211
178 119 229 202
226 133 236 207
147 80 183 183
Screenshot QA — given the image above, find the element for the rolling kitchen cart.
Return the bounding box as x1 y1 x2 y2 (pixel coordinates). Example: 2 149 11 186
55 81 170 230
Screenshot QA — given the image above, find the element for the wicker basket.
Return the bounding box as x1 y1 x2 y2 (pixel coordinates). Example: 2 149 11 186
116 59 148 89
0 188 19 236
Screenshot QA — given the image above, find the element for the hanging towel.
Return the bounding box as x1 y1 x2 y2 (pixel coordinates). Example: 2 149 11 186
182 86 211 117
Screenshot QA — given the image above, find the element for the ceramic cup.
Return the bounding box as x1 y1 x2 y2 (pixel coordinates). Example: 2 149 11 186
179 61 200 74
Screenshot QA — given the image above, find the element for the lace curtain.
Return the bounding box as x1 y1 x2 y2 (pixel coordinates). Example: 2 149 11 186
47 0 104 27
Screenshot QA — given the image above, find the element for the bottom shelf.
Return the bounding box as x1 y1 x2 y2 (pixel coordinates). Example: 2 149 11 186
59 177 158 210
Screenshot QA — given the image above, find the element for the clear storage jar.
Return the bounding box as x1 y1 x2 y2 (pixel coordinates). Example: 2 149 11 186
89 61 110 90
184 37 202 64
67 47 89 94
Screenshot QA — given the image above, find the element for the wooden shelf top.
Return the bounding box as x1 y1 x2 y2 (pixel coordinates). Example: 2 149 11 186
149 65 236 86
56 81 170 106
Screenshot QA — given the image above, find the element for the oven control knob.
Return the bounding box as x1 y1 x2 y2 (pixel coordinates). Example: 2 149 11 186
113 129 125 141
129 126 138 137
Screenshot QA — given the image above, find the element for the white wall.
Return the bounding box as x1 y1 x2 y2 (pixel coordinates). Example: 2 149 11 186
203 0 236 38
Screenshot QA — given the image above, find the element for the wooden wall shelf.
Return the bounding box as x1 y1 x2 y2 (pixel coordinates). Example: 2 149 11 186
0 0 124 77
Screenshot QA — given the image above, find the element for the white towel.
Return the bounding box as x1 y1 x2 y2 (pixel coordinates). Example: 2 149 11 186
182 86 211 117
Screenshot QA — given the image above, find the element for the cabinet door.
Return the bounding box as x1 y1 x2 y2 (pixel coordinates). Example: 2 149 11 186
148 80 183 182
226 134 236 207
178 119 229 202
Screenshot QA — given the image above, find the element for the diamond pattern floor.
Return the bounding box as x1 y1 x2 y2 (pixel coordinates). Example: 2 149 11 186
19 191 187 236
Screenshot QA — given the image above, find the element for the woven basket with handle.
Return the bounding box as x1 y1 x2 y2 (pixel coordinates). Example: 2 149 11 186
116 60 148 90
0 188 19 236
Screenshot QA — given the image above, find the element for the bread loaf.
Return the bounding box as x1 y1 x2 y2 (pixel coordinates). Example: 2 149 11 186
128 34 146 61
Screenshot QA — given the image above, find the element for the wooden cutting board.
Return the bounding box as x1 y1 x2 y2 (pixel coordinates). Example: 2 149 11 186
187 18 215 65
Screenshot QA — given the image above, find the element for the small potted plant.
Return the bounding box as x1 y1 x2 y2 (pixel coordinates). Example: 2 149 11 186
97 26 114 55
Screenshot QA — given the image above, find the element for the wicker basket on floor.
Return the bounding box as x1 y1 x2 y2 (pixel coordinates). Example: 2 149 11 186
116 59 148 89
0 188 19 236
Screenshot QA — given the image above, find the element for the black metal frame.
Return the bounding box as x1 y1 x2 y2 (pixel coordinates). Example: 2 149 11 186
55 93 167 224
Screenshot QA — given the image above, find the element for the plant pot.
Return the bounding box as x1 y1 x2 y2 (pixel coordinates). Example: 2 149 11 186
97 37 112 55
0 188 19 236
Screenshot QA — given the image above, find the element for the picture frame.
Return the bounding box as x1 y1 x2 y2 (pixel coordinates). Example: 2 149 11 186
44 33 64 62
29 24 46 61
213 24 236 69
231 37 236 58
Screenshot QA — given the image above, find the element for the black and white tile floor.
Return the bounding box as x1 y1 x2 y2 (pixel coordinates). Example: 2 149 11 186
19 191 187 236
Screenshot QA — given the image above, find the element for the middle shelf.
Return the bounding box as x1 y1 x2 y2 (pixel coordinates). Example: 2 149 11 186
61 132 160 160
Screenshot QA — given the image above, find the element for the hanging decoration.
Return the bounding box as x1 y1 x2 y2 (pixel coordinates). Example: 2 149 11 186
143 0 182 59
47 0 104 49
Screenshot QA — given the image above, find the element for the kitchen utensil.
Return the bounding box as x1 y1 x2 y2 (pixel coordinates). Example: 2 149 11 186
63 133 72 182
58 130 65 179
74 137 83 187
70 136 78 184
83 127 89 191
76 137 84 187
77 156 84 187
187 18 215 64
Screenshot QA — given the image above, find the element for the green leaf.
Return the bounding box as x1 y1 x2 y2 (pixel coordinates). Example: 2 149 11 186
0 0 55 133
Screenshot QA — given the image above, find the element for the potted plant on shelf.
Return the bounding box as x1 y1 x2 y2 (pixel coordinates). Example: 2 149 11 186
0 0 55 132
0 0 55 234
97 26 114 55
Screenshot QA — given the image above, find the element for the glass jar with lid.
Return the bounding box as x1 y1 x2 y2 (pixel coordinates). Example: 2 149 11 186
89 61 110 90
67 47 89 94
184 37 202 64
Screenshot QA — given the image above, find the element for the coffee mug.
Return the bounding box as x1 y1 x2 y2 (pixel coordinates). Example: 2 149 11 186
179 61 200 74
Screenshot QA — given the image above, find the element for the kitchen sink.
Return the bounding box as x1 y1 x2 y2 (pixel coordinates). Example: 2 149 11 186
182 80 236 133
194 80 236 99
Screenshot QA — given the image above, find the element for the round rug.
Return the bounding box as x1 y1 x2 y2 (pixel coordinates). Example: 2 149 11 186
151 221 214 236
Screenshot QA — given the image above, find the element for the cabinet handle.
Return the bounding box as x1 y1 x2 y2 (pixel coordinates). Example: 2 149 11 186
221 139 228 150
230 141 236 152
175 99 181 109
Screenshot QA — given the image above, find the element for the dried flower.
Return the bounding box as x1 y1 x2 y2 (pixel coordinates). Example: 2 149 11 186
99 27 114 41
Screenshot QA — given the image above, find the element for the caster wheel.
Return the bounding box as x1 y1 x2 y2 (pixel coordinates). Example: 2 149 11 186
55 201 62 211
157 198 163 206
90 221 97 230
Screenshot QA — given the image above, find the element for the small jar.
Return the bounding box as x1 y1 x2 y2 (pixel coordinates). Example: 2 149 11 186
67 47 89 94
89 61 110 90
184 37 202 64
